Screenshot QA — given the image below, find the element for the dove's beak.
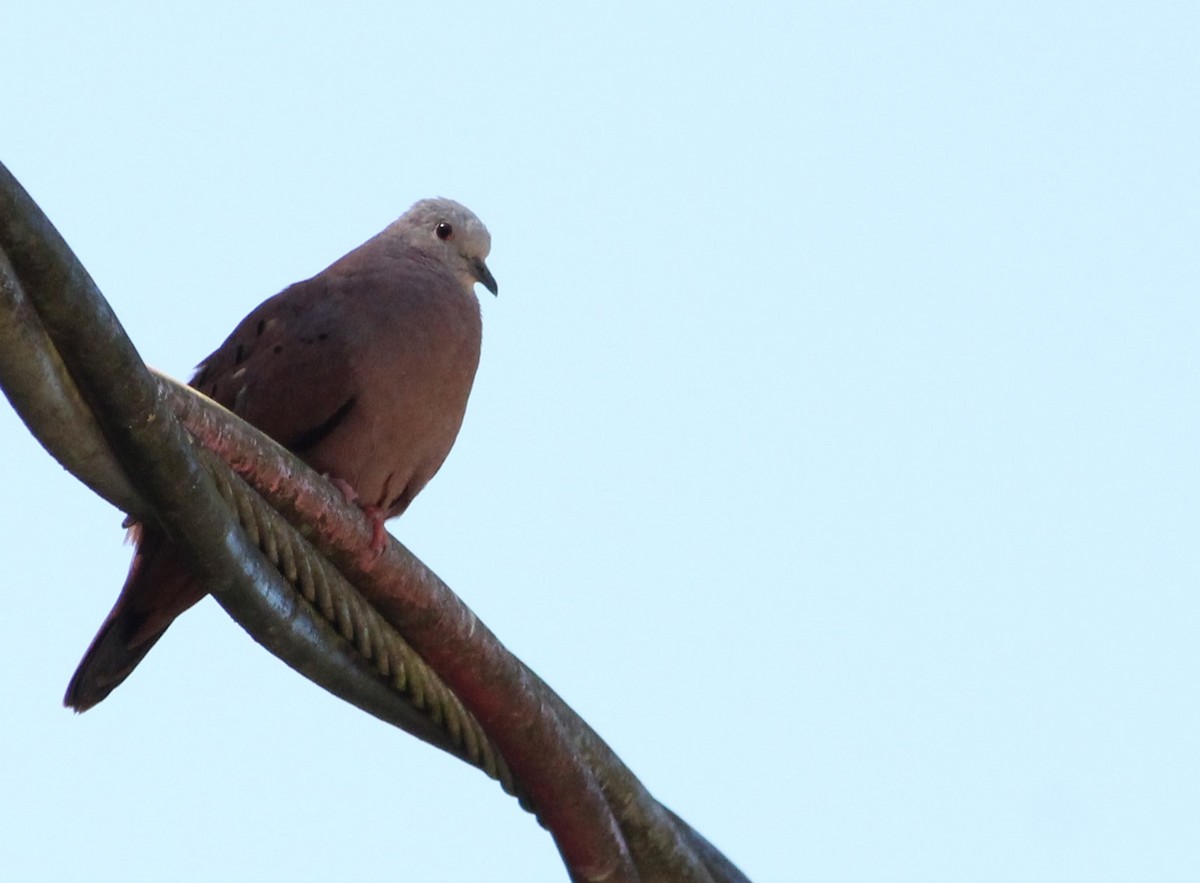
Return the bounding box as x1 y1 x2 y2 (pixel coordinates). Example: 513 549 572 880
473 258 498 296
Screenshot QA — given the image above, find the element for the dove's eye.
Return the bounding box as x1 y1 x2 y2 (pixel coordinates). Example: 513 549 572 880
435 222 454 241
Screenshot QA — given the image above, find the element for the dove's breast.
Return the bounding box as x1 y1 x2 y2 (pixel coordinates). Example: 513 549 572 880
298 259 483 516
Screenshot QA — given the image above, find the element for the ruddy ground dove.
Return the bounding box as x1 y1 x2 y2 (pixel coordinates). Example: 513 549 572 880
64 198 497 712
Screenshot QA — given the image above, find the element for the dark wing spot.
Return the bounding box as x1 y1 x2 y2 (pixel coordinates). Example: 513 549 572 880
256 319 266 336
288 397 357 453
272 344 283 354
318 332 329 341
234 343 245 365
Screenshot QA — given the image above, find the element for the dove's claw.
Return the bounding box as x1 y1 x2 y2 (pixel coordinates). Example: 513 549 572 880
329 477 360 505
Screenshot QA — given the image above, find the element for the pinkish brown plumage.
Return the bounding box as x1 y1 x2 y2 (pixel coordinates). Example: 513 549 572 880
65 198 497 712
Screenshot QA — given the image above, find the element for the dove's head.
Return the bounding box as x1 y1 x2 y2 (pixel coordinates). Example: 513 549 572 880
396 197 498 296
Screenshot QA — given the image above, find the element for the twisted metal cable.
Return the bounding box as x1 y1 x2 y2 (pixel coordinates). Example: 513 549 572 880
200 445 519 799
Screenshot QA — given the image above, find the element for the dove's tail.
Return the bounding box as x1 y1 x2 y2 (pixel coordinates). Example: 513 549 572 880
64 527 206 712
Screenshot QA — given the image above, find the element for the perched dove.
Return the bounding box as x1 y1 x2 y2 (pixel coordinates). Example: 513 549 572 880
64 198 497 712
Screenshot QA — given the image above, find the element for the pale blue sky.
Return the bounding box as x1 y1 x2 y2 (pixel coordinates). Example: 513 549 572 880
2 3 1198 881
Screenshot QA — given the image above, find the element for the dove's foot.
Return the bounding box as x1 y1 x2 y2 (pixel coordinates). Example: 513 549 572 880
327 476 387 561
361 504 389 557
